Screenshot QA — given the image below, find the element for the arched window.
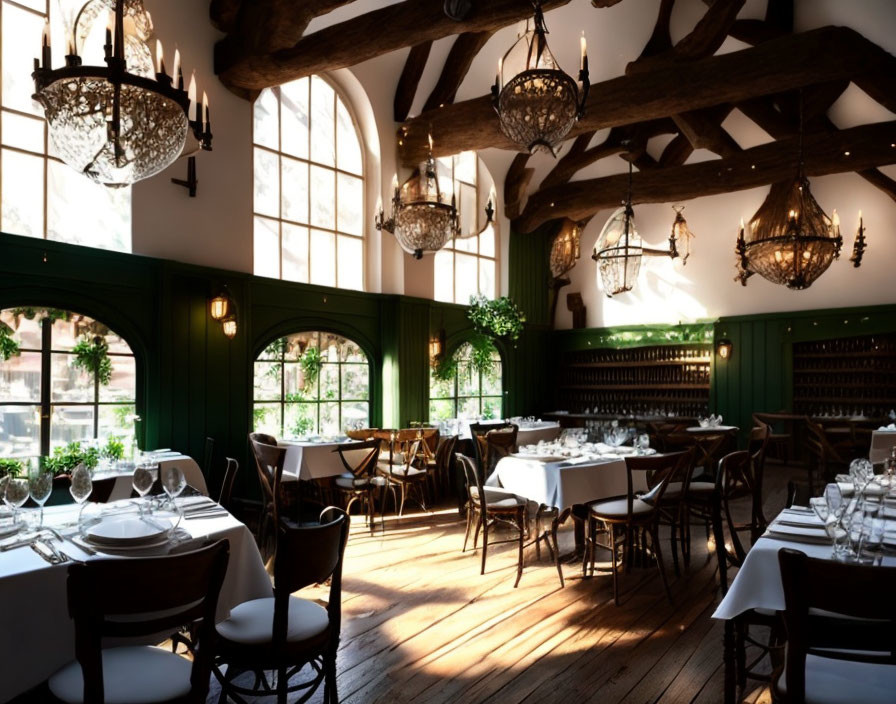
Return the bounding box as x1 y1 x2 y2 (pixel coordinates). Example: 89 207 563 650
429 340 502 422
433 152 497 304
0 2 131 250
253 331 370 438
0 308 137 457
253 75 365 290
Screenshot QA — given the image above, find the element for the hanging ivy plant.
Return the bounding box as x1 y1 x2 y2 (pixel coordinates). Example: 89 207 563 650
432 333 498 382
467 295 526 341
72 335 113 386
300 346 323 392
432 353 459 383
0 323 20 361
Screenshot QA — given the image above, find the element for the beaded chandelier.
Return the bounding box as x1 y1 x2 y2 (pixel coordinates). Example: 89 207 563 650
491 1 589 156
32 0 211 188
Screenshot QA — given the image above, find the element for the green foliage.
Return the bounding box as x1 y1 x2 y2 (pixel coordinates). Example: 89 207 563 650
290 415 315 436
468 332 497 377
72 336 113 386
0 323 20 361
44 441 99 475
263 337 288 359
253 405 272 430
102 436 125 461
0 458 23 478
300 346 323 391
432 353 458 383
468 295 526 341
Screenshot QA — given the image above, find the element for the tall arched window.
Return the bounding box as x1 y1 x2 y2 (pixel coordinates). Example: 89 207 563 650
253 331 370 438
0 308 137 457
253 75 365 290
0 1 131 250
429 340 502 422
433 152 497 304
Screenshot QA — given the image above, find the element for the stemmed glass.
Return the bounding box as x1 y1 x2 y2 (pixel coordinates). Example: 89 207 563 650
160 465 186 509
5 475 30 525
69 464 93 506
133 453 159 514
637 434 650 454
28 462 53 528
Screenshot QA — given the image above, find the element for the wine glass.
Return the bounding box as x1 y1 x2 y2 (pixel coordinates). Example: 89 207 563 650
69 463 93 505
160 465 186 507
5 476 30 525
637 434 650 454
28 463 53 528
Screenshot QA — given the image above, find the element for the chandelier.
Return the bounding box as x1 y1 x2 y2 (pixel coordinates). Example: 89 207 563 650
32 0 211 188
491 1 589 156
592 158 680 297
375 136 459 259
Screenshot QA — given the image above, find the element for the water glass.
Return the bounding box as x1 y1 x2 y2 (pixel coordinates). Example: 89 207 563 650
28 464 53 528
5 477 30 524
637 434 650 454
69 464 93 505
161 465 186 505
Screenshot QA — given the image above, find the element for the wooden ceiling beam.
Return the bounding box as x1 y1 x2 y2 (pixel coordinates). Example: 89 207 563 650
399 26 882 165
216 0 572 93
858 168 896 204
209 0 241 33
658 134 694 167
513 120 896 232
394 42 433 122
422 30 494 113
672 106 741 157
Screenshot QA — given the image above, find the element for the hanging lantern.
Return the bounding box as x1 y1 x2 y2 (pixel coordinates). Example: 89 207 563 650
209 290 232 321
491 1 589 156
549 219 582 279
670 205 696 265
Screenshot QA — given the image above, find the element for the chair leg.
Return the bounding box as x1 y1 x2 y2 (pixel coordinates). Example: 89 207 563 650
473 510 483 550
277 664 287 704
651 523 673 604
680 505 691 569
610 524 620 606
723 617 736 704
462 504 474 552
325 652 339 704
552 514 564 588
669 515 680 578
582 514 593 578
735 619 748 690
514 510 525 588
481 517 489 575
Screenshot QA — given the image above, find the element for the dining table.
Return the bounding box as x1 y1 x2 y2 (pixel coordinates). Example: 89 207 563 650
870 428 896 464
92 451 208 500
278 437 368 480
0 499 271 702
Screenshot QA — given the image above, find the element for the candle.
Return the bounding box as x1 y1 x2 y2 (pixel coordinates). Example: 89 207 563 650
580 32 587 72
41 20 50 47
427 133 434 154
375 195 383 216
155 39 165 75
391 173 399 198
105 12 113 54
41 20 51 67
202 91 210 129
173 48 182 88
187 72 197 104
496 56 503 89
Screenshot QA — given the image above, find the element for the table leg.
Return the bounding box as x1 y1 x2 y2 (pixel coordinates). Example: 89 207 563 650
723 618 736 704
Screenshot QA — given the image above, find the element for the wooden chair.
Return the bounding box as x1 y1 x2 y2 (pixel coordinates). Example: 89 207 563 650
752 412 796 465
459 454 530 588
469 422 516 475
747 422 771 531
640 448 696 577
332 439 387 532
345 427 378 441
805 419 849 495
773 549 896 704
47 540 230 704
375 430 430 516
427 434 458 500
475 426 519 477
249 433 286 560
214 508 350 704
203 436 215 478
218 457 239 511
713 450 785 704
583 452 679 606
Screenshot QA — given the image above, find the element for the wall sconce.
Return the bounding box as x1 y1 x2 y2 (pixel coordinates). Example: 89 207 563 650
221 314 238 340
209 287 233 321
716 339 733 360
429 328 446 365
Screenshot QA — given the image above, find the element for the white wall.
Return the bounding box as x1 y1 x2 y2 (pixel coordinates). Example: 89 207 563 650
126 0 896 317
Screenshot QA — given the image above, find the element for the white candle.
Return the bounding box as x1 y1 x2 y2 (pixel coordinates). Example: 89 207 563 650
202 91 209 126
187 72 197 105
580 32 587 72
173 48 182 87
496 56 503 89
155 39 164 75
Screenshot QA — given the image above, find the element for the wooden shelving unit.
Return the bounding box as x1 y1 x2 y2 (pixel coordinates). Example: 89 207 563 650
792 333 896 418
555 344 711 419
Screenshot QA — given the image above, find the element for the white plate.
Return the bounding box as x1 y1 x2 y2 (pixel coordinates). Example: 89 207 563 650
76 533 171 553
85 516 172 546
511 454 568 463
686 426 738 433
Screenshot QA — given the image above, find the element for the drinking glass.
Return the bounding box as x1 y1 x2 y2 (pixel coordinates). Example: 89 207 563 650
5 476 30 524
160 465 186 506
637 434 650 454
69 464 93 505
28 464 53 528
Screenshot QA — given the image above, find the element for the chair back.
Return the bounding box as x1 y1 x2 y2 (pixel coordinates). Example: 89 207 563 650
332 439 380 478
435 434 458 473
475 426 519 477
628 450 691 517
457 454 484 507
345 427 378 441
203 436 215 476
777 549 896 702
249 434 286 519
273 508 350 647
67 540 230 703
712 450 763 593
417 427 440 461
806 419 847 466
469 422 514 472
218 457 239 510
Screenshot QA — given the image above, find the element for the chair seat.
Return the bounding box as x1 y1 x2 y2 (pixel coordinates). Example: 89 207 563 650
48 646 192 704
775 654 896 704
377 463 426 479
688 481 715 494
334 473 385 490
216 595 329 646
470 485 526 509
588 496 654 518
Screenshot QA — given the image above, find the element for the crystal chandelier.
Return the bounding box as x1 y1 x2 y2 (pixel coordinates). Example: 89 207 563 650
491 1 589 156
734 95 858 290
32 0 211 188
592 158 680 297
375 136 459 259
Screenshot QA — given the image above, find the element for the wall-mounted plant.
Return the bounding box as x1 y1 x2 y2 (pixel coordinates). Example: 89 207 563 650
72 335 113 386
0 322 20 361
468 295 526 341
300 346 323 392
0 458 23 478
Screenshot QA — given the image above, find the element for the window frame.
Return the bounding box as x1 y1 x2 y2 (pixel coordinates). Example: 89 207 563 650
429 341 503 422
251 74 367 291
253 331 371 437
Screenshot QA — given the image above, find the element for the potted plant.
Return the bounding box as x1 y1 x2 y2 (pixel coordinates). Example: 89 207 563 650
467 295 526 341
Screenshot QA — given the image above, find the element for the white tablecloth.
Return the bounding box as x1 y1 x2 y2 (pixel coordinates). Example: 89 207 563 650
870 430 896 464
94 453 208 501
486 455 640 510
712 512 896 621
0 501 271 702
516 422 562 446
279 439 368 480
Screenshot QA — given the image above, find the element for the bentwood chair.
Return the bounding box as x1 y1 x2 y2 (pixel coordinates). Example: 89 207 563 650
640 448 696 576
47 540 230 704
426 433 458 500
712 450 784 704
332 439 387 532
203 436 216 478
774 549 896 704
214 508 350 704
345 427 378 441
375 430 430 516
218 457 239 511
472 424 519 478
583 452 678 606
249 433 286 560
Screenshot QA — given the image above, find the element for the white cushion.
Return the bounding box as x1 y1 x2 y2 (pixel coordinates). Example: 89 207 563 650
378 451 405 465
689 481 715 494
216 596 328 645
334 474 380 490
777 654 896 704
469 485 526 508
378 462 426 478
48 646 192 704
589 497 654 518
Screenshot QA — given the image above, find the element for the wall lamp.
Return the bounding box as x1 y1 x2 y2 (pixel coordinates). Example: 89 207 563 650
210 286 237 339
716 339 733 360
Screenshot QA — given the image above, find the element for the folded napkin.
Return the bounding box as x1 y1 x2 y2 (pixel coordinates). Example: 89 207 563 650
877 424 896 431
560 456 598 466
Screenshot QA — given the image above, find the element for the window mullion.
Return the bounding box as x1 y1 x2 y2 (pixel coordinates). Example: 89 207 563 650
39 318 51 454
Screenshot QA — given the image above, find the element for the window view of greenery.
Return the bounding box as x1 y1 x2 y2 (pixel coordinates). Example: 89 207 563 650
0 308 137 458
253 331 369 438
0 1 131 250
433 151 497 304
253 75 364 290
429 340 502 422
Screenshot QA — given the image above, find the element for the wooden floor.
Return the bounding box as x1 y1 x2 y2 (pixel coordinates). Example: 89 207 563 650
206 464 798 704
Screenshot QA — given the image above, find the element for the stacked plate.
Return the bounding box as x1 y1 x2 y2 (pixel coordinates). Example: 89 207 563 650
82 515 175 551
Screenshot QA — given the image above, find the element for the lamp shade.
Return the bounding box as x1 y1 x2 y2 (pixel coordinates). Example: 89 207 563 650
222 316 237 340
209 293 231 321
